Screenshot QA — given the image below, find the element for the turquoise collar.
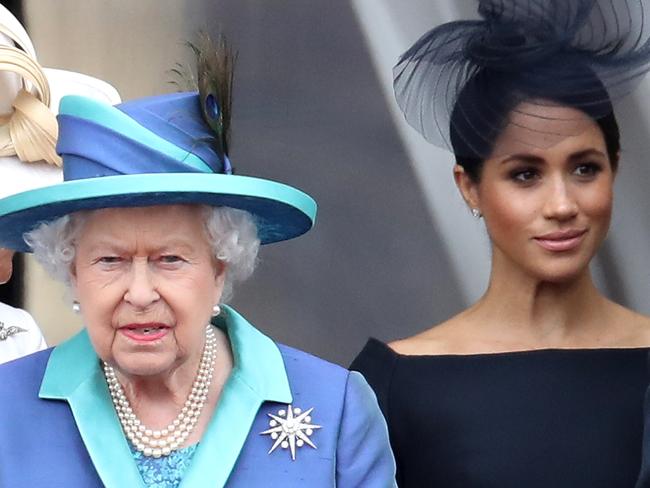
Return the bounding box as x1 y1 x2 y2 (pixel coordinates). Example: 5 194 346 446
212 305 291 403
39 305 292 487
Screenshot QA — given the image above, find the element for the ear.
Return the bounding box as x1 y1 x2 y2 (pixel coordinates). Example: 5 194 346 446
213 258 227 280
213 260 227 298
612 151 621 177
453 164 480 210
217 264 227 284
69 260 79 289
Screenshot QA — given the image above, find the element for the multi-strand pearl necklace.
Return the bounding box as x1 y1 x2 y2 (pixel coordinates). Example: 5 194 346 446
103 325 217 458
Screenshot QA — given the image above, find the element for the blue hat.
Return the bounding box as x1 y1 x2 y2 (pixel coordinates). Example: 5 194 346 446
0 92 316 252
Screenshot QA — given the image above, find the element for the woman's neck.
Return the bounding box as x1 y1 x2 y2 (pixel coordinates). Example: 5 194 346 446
393 249 650 356
471 251 611 347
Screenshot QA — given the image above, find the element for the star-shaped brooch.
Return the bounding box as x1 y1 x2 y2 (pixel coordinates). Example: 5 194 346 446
260 404 322 460
0 322 27 341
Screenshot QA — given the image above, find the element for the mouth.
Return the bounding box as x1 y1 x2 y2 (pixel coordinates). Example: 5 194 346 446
119 323 171 342
533 229 588 252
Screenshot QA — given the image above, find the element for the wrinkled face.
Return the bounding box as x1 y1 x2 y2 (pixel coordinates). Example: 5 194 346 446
72 205 224 378
459 102 615 282
0 248 14 284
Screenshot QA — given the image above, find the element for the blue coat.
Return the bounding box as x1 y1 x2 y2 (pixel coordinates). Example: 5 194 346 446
0 306 396 487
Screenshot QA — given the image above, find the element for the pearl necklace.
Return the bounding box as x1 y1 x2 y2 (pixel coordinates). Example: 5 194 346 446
103 325 217 458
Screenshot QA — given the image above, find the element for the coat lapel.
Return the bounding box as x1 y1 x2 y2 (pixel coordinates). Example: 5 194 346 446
39 331 145 487
181 305 292 487
40 306 292 488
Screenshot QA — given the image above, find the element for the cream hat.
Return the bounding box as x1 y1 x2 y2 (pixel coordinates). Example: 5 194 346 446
0 4 120 199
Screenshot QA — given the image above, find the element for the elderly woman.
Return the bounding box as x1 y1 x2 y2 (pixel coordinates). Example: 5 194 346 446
0 38 395 487
0 4 120 364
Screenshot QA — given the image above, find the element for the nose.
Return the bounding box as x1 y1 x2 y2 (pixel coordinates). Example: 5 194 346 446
123 260 160 309
542 176 579 222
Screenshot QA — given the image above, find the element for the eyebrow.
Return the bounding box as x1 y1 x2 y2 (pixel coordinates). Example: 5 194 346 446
500 154 544 165
500 148 607 165
567 149 607 160
156 240 197 253
84 239 196 254
83 240 129 252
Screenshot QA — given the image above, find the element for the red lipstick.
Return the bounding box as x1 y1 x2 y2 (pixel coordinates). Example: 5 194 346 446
119 323 170 342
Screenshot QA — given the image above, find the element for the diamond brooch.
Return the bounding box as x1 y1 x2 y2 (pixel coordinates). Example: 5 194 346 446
0 323 26 341
260 404 322 460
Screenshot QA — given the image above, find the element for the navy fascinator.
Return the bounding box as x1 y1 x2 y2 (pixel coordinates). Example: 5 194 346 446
394 0 650 158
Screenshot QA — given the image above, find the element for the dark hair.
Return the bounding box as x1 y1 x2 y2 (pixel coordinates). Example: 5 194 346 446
450 61 620 182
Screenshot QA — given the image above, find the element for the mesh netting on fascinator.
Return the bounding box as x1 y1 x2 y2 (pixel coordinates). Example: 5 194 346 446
394 0 650 158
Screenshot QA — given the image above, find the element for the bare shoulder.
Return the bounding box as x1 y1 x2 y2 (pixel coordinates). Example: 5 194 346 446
605 301 650 347
388 314 471 356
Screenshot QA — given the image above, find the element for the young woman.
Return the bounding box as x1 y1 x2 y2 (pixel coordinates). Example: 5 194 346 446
352 1 650 486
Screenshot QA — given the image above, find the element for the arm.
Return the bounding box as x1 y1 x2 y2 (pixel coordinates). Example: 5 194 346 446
336 371 397 487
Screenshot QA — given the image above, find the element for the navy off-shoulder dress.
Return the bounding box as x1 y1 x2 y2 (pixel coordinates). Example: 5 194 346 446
351 339 650 487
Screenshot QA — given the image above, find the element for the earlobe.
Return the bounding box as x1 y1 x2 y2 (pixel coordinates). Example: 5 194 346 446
453 164 480 210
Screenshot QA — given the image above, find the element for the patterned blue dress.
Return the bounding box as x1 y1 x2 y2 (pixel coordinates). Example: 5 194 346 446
131 444 198 488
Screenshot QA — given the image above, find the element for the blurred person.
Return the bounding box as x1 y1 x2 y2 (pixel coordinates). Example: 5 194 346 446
0 4 120 364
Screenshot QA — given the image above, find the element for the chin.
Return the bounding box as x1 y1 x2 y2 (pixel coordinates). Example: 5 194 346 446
113 353 177 378
527 258 592 284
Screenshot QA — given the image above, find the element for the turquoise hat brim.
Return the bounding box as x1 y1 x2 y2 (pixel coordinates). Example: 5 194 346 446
0 173 317 252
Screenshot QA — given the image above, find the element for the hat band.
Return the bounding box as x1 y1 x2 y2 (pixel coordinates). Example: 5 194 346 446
58 115 211 181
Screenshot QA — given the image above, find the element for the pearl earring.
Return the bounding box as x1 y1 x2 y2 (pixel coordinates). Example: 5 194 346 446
72 301 81 314
471 208 482 219
212 304 221 316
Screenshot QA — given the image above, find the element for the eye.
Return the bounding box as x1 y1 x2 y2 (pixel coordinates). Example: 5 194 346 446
509 167 540 184
160 255 183 263
97 256 123 265
156 254 187 270
573 162 603 178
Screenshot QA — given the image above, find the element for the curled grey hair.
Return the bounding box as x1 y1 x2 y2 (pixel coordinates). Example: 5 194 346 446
24 205 260 302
